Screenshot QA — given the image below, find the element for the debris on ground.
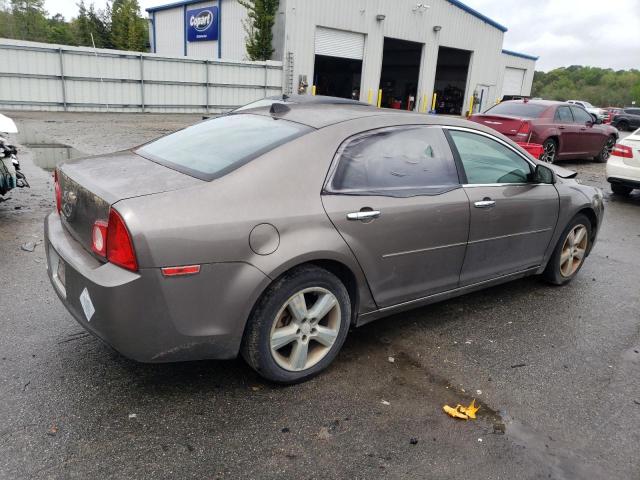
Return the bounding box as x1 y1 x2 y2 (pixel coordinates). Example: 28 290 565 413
443 399 479 420
46 424 58 436
409 438 418 445
318 426 332 440
381 400 390 406
281 427 290 433
128 413 137 419
20 240 41 252
510 363 527 368
388 356 395 363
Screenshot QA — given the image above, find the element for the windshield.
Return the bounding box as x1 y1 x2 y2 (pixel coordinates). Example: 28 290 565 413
485 102 547 118
137 114 312 180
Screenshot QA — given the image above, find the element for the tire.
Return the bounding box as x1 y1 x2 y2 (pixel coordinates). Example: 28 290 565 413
611 183 633 196
543 214 592 285
241 265 351 384
594 135 616 163
615 121 629 132
541 138 558 163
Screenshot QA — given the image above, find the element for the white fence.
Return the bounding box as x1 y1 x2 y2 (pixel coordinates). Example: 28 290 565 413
0 39 283 113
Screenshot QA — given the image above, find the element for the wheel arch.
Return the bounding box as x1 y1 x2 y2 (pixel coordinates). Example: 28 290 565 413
575 207 599 254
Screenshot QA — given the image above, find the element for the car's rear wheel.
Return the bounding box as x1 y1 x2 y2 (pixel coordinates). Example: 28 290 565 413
241 265 351 383
611 183 633 196
615 121 629 132
543 214 592 285
541 138 558 163
594 135 616 163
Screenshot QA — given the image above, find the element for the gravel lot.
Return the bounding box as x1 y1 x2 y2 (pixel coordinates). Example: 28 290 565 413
1 112 638 480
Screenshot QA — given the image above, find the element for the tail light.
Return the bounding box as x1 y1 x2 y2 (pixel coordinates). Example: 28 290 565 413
91 208 138 271
54 169 61 214
611 144 633 159
516 121 531 138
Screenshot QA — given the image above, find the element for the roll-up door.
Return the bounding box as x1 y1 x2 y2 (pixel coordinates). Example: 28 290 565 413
502 67 525 96
315 27 365 60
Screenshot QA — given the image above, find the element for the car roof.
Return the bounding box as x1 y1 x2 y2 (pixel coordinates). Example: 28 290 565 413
238 102 481 129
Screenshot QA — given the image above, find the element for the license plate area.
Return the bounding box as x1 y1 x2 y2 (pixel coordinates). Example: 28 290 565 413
48 245 67 298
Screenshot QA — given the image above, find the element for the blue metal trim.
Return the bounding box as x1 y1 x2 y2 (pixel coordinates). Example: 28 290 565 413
502 49 539 61
147 0 211 13
152 12 157 53
217 0 222 59
445 0 508 32
183 5 187 56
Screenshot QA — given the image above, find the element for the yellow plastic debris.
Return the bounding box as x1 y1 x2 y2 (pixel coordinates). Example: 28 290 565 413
443 399 480 420
460 399 479 419
443 404 468 420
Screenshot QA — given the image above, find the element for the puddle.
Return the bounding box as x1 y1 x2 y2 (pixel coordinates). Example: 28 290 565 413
13 124 85 172
22 144 85 172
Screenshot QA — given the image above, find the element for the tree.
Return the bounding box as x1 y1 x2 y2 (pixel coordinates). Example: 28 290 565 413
110 0 147 51
10 0 50 42
238 0 279 61
47 13 75 45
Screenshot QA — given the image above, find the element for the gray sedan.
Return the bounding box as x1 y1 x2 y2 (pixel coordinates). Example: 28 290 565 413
45 101 604 383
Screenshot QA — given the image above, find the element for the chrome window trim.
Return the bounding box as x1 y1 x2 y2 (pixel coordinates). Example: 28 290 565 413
462 182 553 188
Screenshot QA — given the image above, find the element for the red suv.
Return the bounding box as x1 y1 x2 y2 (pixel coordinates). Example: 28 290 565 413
470 100 619 163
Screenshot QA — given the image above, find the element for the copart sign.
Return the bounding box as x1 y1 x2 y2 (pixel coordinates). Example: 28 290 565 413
186 6 218 42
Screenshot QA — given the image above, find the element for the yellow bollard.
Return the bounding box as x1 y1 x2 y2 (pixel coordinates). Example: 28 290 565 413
368 89 373 104
377 89 382 108
311 85 316 96
468 96 474 117
421 94 427 113
432 93 437 111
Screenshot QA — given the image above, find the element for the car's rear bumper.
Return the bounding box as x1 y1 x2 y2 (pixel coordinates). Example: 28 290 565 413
45 212 271 362
606 156 640 188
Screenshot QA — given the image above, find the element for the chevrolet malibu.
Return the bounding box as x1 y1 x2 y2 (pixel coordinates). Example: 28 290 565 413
46 102 604 383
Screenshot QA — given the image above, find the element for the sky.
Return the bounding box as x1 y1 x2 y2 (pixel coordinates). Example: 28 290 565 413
44 0 640 72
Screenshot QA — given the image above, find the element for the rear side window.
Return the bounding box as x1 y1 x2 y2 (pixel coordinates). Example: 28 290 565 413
328 126 460 197
448 130 532 184
485 102 547 118
137 114 312 180
555 106 573 123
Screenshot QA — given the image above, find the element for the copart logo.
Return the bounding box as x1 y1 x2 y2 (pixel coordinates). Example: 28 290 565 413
61 190 77 221
190 10 213 31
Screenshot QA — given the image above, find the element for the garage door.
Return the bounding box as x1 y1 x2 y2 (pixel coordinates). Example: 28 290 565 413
502 67 525 96
315 27 365 60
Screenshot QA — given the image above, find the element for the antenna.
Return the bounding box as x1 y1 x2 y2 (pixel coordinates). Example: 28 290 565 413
270 103 291 115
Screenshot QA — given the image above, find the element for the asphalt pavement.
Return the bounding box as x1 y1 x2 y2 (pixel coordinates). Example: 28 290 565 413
0 112 638 480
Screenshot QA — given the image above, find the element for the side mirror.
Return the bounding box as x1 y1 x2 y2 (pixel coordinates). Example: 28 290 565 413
532 164 555 184
595 118 603 125
585 120 594 127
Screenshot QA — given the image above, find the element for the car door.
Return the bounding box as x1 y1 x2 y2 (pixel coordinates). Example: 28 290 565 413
627 109 640 129
322 125 470 308
446 128 559 286
570 106 601 155
553 105 579 156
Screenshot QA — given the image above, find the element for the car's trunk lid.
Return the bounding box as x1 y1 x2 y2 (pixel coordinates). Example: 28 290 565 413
58 150 202 253
470 114 528 137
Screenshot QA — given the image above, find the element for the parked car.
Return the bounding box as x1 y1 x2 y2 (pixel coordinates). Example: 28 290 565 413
470 100 618 163
566 100 606 121
45 102 604 383
603 107 623 124
606 128 640 195
610 107 640 132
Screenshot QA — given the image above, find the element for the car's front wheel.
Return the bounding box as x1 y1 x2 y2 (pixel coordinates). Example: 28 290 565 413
543 214 592 285
594 135 616 163
241 265 351 383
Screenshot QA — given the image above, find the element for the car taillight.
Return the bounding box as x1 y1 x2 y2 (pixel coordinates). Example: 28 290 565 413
91 220 108 257
54 169 61 214
611 144 633 159
516 121 531 138
106 208 138 271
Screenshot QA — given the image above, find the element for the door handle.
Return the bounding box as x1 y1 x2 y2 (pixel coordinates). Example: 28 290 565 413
558 126 565 130
347 210 381 221
474 199 495 209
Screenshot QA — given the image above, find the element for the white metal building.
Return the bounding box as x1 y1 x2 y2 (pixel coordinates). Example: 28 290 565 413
148 0 538 114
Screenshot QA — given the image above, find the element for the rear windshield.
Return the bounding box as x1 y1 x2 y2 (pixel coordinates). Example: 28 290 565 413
137 114 312 180
485 102 547 119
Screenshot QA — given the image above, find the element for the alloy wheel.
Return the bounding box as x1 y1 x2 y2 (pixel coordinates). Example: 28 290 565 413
269 287 341 372
541 141 556 163
602 137 615 161
560 224 588 277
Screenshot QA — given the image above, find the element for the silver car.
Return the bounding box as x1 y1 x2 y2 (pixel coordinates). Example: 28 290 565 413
45 101 604 383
